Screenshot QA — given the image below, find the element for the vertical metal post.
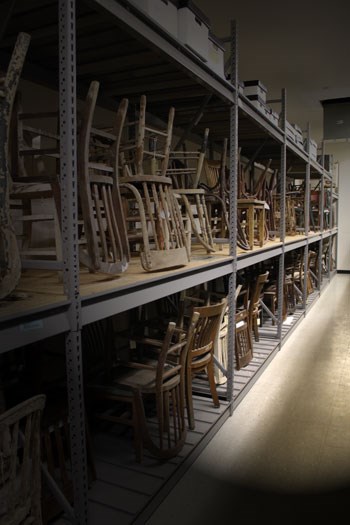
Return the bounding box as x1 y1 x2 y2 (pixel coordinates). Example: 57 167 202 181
59 1 88 523
226 19 238 413
302 123 311 308
277 88 286 342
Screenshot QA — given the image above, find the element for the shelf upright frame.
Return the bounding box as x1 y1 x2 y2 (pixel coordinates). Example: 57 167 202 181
318 141 325 289
59 1 88 523
277 88 287 342
227 19 238 413
302 123 311 308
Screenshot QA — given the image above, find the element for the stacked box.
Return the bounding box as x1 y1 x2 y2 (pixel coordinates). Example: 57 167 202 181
246 94 266 113
286 120 297 142
128 0 179 38
243 80 267 103
178 0 211 62
309 139 318 161
294 124 304 148
264 106 280 127
207 32 225 77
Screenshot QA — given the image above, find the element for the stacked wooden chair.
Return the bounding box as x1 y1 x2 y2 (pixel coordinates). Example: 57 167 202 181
9 94 62 271
77 81 130 275
236 154 272 250
200 137 230 249
167 128 216 255
118 94 189 271
0 32 30 299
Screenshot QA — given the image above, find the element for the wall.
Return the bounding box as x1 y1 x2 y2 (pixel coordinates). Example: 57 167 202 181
324 141 350 271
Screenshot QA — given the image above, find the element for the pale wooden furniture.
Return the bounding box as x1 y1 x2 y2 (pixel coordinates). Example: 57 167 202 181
10 96 62 269
77 81 130 274
201 138 229 249
119 94 189 271
237 199 266 250
0 394 46 525
0 32 30 299
87 313 198 462
168 128 216 254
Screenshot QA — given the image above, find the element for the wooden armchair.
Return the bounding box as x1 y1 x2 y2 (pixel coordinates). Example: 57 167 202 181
0 394 46 525
119 94 189 271
87 313 199 462
0 32 30 299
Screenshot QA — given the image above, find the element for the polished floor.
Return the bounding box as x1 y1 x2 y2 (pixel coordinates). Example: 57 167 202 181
146 273 350 524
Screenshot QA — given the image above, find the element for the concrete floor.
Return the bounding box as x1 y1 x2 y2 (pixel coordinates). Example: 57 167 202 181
146 273 350 524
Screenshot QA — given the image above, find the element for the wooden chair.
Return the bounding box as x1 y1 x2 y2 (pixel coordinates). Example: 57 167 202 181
87 313 198 462
182 298 227 430
200 138 230 249
167 128 216 254
0 394 46 525
119 94 189 271
248 271 269 341
40 400 96 524
77 81 130 274
0 32 30 299
235 308 253 370
9 95 62 270
237 199 266 250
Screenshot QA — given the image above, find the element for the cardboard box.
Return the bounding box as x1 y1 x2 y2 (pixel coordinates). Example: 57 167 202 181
178 1 210 62
207 32 225 77
246 94 266 113
128 0 178 38
243 80 267 103
286 120 297 142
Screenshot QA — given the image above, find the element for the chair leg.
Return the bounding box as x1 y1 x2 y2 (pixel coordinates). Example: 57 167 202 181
253 315 259 342
185 367 195 430
207 359 220 408
133 392 144 463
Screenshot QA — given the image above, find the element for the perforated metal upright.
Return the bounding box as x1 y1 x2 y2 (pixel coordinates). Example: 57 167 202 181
59 1 88 523
303 123 311 307
277 88 287 342
226 19 238 412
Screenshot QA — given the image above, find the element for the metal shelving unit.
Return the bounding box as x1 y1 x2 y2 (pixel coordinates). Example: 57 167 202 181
0 1 339 524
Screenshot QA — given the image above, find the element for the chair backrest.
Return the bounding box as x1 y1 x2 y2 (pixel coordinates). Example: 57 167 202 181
119 94 175 178
201 137 228 193
249 271 269 310
188 299 228 362
167 127 209 189
0 394 46 525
